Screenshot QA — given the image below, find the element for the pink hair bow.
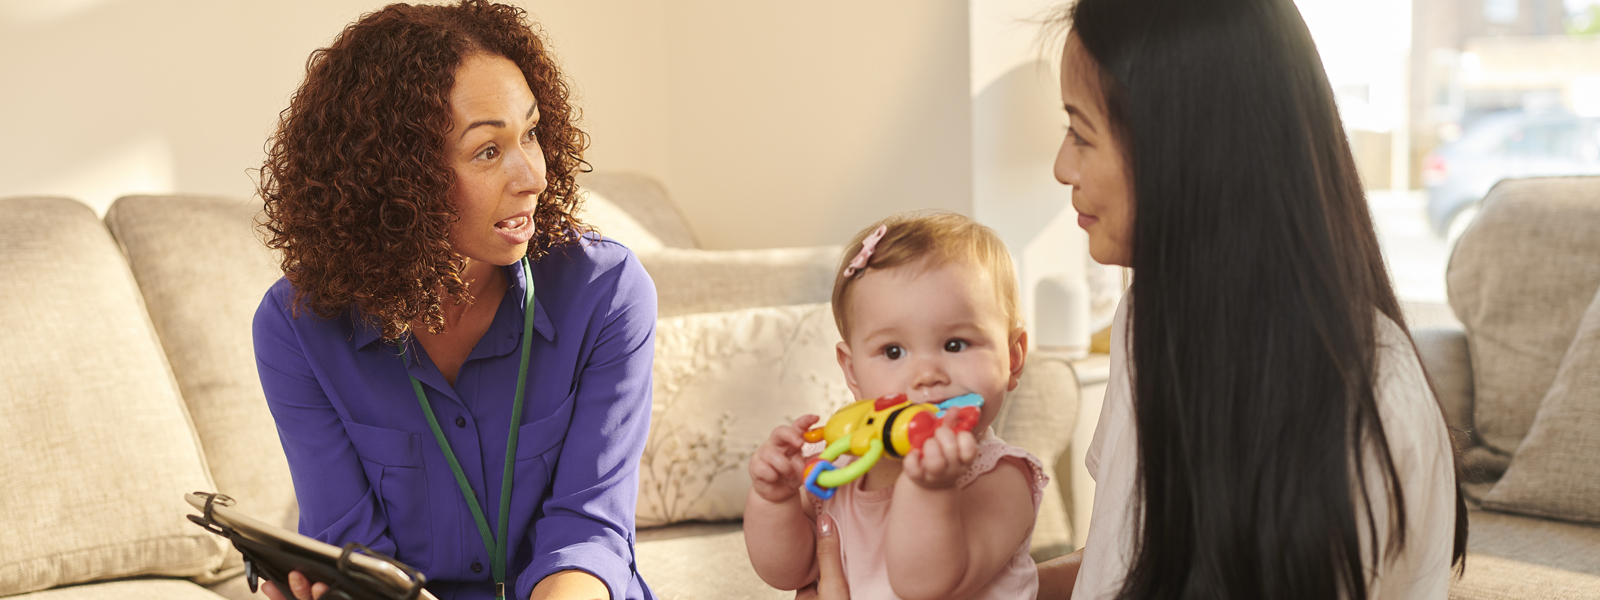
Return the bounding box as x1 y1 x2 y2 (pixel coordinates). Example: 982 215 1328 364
842 225 888 278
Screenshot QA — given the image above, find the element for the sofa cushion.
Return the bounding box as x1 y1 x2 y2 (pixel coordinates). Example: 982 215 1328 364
641 303 853 527
1449 554 1600 600
637 247 842 318
11 579 230 600
635 522 792 599
1464 508 1600 576
104 195 296 576
0 197 224 595
1482 287 1600 523
1447 176 1600 456
1449 509 1600 598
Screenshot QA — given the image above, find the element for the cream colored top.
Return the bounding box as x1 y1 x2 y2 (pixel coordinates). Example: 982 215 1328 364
1072 296 1457 600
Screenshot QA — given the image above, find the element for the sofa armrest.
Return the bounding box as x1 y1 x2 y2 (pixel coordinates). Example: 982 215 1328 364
1412 325 1475 446
994 354 1081 559
637 246 843 318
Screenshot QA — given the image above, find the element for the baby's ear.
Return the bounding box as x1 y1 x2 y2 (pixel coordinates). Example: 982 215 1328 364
1006 328 1028 392
836 342 864 399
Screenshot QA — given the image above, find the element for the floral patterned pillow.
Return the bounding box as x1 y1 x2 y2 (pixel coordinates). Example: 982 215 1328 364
640 303 853 526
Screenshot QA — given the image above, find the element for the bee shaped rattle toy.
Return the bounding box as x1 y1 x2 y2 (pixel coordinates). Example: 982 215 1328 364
800 393 984 499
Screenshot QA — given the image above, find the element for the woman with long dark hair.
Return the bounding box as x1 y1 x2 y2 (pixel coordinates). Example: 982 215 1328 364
802 0 1468 598
1038 0 1469 598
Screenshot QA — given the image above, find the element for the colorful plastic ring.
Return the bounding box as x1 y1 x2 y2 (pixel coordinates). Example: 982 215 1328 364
804 461 838 500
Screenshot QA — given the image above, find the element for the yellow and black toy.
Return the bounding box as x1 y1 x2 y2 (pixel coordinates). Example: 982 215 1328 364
800 393 983 499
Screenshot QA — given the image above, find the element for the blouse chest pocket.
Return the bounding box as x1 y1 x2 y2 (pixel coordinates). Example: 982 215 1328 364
344 420 433 570
514 390 577 494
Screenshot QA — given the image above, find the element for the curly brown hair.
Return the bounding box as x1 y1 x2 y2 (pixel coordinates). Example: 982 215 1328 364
257 0 590 340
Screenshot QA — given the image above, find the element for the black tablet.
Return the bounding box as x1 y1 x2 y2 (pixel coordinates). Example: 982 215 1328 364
185 492 436 600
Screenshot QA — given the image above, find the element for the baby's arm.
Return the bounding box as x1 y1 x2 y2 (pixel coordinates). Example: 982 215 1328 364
887 425 1036 600
743 415 822 590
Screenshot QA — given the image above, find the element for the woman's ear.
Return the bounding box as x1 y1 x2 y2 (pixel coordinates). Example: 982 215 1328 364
836 341 864 399
1006 328 1028 392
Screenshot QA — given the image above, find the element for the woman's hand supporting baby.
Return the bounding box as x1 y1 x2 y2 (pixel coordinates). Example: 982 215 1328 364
744 415 823 591
886 414 1035 600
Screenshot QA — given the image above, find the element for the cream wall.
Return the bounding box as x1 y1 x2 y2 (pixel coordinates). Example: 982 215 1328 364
0 0 1088 341
0 0 974 251
0 1 370 215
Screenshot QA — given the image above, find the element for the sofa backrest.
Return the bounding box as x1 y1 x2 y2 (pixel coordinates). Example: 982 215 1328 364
0 197 224 595
105 195 296 572
577 172 701 249
1448 176 1600 456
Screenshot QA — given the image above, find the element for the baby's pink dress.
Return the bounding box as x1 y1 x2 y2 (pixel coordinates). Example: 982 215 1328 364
812 429 1047 599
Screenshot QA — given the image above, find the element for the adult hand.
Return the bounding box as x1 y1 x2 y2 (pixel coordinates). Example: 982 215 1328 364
260 571 328 600
794 513 849 600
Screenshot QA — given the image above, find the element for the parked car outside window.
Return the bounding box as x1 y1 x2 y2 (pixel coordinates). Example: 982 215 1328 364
1423 109 1600 243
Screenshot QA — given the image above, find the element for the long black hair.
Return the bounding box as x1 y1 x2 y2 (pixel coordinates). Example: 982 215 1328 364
1059 0 1468 598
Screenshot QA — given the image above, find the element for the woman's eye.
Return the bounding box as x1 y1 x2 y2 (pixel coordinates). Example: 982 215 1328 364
883 345 904 360
477 145 499 160
944 339 969 353
525 127 538 142
1067 126 1087 146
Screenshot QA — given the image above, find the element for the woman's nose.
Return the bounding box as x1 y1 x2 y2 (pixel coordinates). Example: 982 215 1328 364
1054 139 1079 187
509 146 549 197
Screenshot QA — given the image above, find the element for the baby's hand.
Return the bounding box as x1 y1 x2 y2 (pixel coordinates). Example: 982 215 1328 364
748 414 821 504
902 411 978 490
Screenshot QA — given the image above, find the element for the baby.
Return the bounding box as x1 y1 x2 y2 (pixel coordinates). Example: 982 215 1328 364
744 212 1046 599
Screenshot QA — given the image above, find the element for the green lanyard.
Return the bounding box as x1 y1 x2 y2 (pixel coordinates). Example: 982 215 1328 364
400 257 534 600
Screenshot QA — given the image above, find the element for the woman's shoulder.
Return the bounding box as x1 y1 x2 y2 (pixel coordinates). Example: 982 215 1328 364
1369 312 1454 474
256 276 303 322
1372 314 1442 424
534 232 645 278
531 232 656 314
254 275 375 342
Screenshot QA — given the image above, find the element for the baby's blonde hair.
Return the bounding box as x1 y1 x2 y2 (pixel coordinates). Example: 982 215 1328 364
831 211 1023 339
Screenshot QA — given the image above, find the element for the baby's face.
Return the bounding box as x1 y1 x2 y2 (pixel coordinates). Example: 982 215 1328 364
837 259 1025 432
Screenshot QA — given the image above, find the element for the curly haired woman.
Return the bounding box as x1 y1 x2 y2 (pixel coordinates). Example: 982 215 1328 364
251 3 655 600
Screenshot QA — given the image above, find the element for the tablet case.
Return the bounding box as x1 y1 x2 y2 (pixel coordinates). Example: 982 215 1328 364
185 492 434 600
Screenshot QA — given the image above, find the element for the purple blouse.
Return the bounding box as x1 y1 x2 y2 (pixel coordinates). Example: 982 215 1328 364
253 236 656 600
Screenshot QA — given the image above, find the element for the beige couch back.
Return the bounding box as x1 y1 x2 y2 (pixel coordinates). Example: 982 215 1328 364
0 197 225 596
106 195 298 570
1448 176 1600 456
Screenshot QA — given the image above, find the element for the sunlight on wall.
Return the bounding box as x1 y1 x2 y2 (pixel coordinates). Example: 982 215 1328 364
0 0 118 27
25 135 175 215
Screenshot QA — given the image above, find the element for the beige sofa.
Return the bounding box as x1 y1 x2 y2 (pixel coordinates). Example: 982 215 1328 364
0 172 1079 599
1411 177 1600 598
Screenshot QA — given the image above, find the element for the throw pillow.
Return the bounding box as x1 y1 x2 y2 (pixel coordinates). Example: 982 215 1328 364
1448 176 1600 456
1483 286 1600 523
640 303 853 526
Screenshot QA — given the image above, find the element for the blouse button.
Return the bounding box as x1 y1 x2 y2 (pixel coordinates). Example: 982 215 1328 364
471 561 484 574
455 416 467 428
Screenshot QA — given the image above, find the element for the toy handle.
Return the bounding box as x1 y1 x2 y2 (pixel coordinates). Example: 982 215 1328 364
803 438 882 499
905 393 984 452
